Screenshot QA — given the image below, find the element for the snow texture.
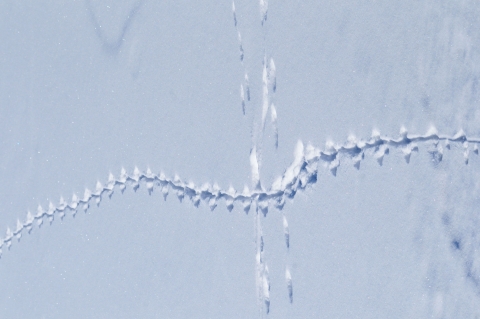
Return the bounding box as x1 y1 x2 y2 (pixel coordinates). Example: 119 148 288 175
3 0 480 318
1 128 477 253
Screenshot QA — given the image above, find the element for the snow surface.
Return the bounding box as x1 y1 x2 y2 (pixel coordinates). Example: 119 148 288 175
2 0 480 318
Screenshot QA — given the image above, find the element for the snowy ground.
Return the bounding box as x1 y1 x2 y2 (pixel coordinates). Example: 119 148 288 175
1 1 480 318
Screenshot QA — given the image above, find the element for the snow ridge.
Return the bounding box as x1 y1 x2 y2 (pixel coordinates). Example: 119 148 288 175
1 126 476 257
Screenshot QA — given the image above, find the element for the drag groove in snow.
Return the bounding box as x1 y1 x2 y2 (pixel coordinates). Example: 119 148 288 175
86 0 143 54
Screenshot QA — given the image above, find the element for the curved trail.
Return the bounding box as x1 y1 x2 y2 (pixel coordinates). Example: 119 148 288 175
1 127 475 255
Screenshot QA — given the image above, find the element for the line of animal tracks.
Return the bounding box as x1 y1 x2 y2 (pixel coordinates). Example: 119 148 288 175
0 124 477 313
2 0 479 316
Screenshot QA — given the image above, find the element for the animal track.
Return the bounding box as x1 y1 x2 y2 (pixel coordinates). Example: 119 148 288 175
285 267 293 303
0 128 476 277
259 0 268 25
0 123 480 313
232 1 251 115
3 2 479 316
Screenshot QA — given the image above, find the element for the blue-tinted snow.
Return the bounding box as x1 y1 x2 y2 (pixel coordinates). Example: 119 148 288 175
2 0 480 318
